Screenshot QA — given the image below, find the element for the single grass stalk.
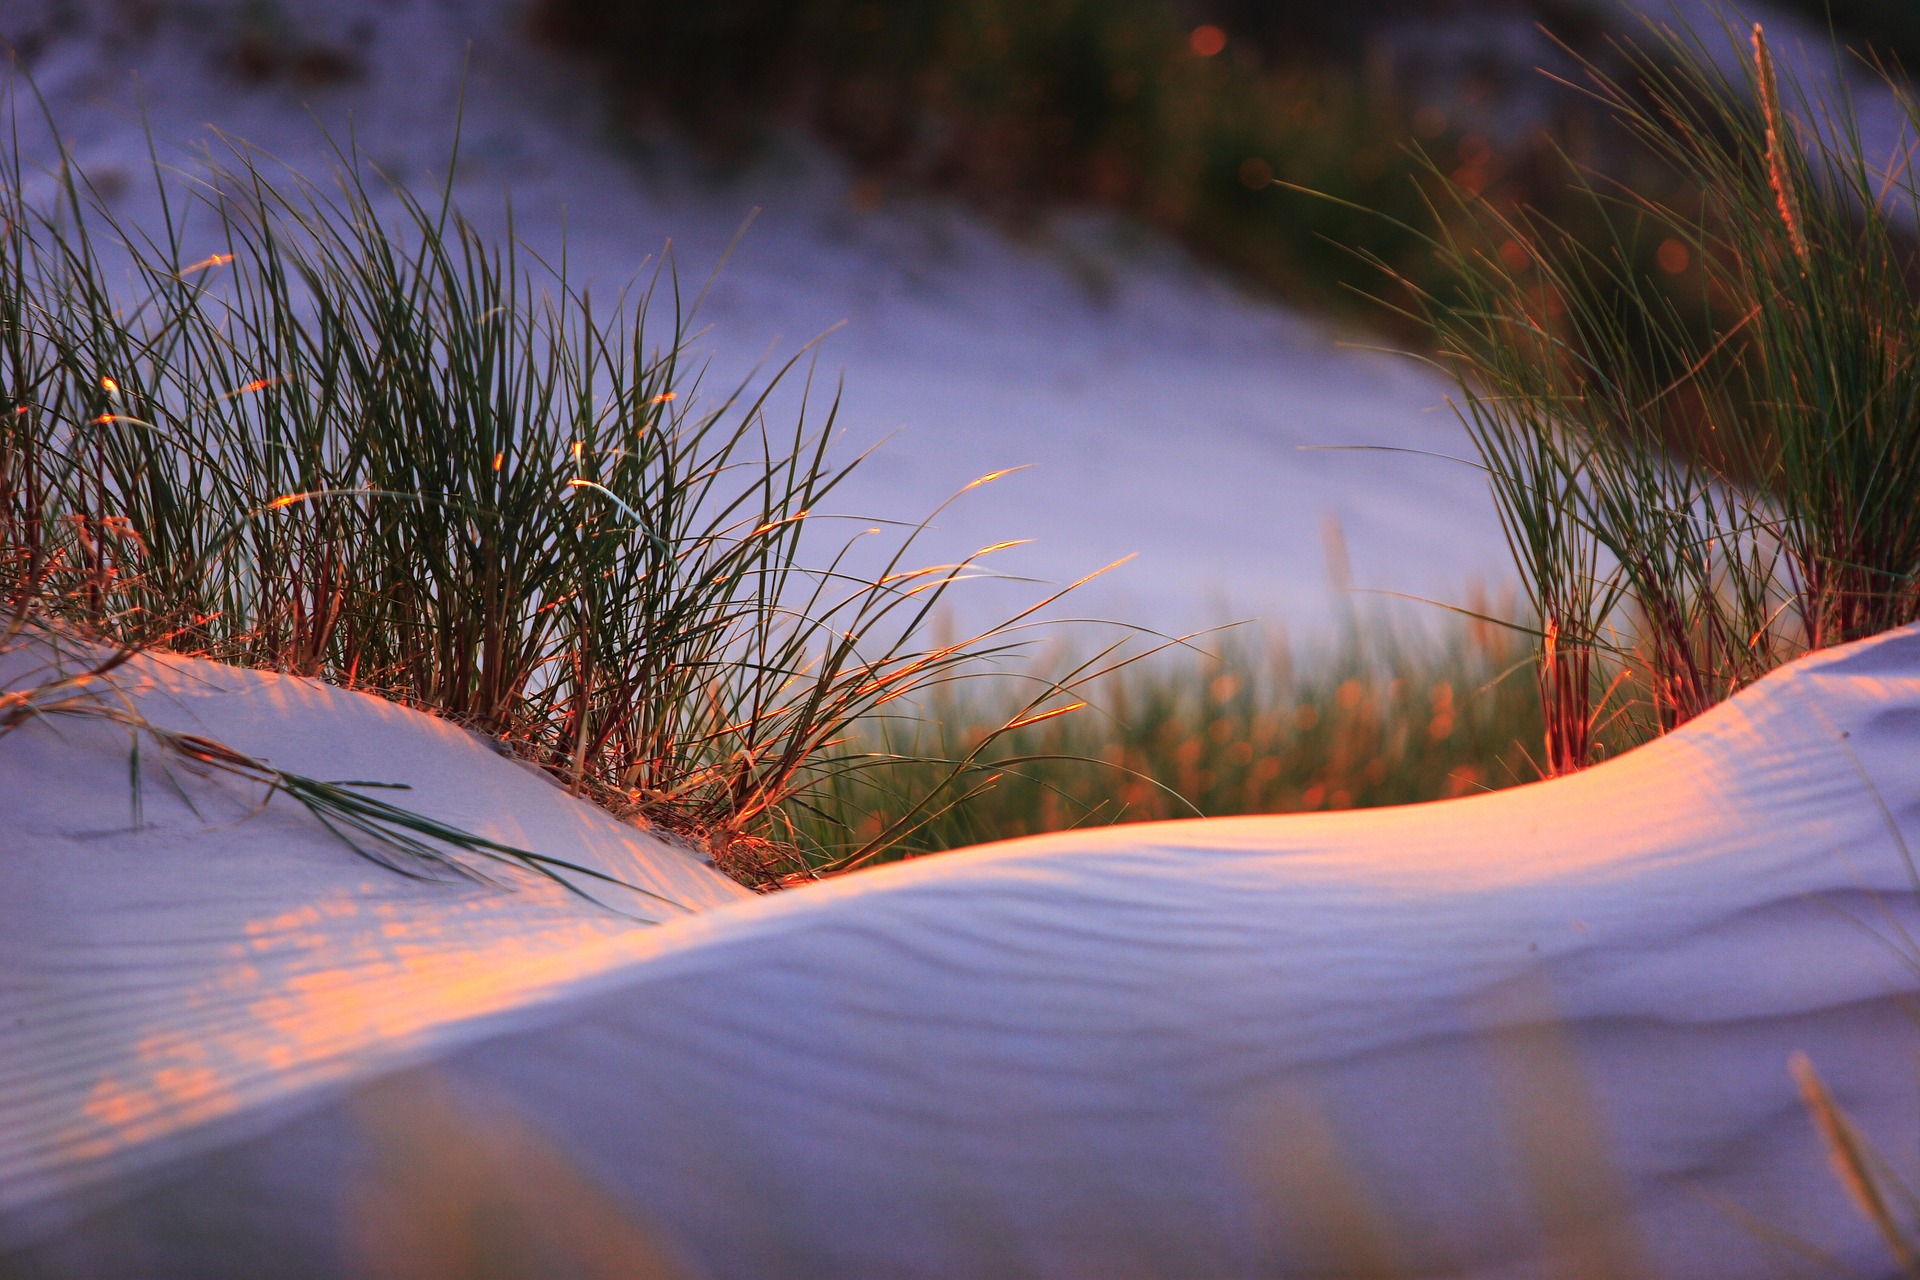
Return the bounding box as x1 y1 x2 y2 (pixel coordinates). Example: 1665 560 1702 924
1754 24 1813 269
1790 1051 1920 1276
0 624 681 915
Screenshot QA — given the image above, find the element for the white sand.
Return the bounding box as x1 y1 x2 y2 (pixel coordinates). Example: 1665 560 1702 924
5 628 1920 1276
0 644 751 1242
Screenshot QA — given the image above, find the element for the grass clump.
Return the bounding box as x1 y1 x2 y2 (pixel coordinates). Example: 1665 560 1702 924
1373 16 1920 771
0 102 1089 883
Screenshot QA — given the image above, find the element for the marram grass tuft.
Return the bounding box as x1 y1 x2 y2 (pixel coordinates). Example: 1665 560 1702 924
0 94 1096 881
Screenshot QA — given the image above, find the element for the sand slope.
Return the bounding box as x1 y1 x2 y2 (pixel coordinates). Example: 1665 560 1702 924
5 630 1920 1276
0 645 750 1247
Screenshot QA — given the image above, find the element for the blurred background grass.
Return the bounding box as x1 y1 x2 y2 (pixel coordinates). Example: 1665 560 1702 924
776 596 1545 878
1774 0 1920 67
535 0 1721 332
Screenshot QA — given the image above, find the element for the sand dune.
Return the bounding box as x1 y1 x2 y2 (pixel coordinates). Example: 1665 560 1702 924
5 628 1918 1276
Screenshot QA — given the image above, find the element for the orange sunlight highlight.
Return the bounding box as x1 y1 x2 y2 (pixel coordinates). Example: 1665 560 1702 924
961 466 1027 494
750 510 810 536
1189 24 1226 57
1753 24 1809 267
1005 701 1087 732
176 252 236 278
56 896 662 1169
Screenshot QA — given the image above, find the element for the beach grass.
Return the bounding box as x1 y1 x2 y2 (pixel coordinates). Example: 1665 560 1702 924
1348 15 1920 772
26 3 1917 882
0 79 1561 886
0 99 1107 878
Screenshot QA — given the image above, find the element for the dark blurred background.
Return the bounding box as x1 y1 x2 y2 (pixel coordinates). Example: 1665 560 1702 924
530 0 1919 324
